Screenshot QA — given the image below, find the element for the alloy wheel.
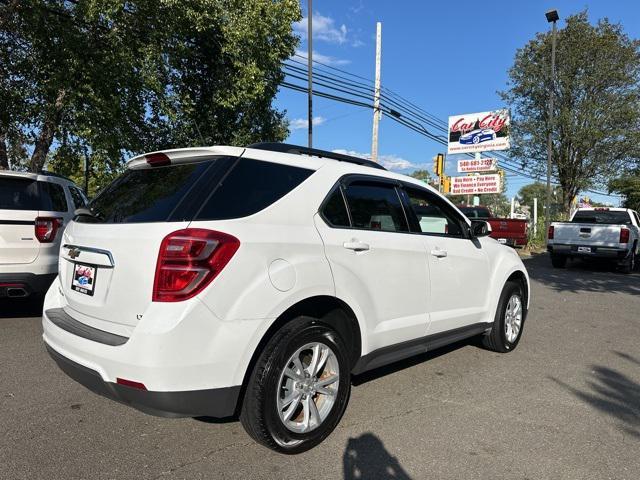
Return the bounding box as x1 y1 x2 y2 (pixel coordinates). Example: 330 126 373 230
276 342 340 434
504 294 523 343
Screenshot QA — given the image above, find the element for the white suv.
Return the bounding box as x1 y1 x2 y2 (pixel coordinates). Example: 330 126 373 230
1 170 87 299
43 143 530 453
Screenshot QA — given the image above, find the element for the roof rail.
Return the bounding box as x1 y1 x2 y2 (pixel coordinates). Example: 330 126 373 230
247 142 386 171
38 170 75 183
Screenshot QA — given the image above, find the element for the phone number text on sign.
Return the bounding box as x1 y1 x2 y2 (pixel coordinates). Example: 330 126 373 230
450 174 501 195
457 158 497 173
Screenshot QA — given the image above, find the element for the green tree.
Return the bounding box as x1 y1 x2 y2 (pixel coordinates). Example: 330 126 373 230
1 0 300 187
609 173 640 211
409 169 431 184
501 11 640 214
517 182 561 209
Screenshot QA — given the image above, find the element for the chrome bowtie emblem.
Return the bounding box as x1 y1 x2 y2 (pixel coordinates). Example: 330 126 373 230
68 248 81 259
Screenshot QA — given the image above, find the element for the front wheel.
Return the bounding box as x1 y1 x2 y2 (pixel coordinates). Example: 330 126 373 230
240 317 351 454
482 281 526 353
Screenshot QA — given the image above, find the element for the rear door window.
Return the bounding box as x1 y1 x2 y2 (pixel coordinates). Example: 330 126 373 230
195 158 313 221
40 182 68 212
0 177 40 210
321 188 350 227
342 181 408 232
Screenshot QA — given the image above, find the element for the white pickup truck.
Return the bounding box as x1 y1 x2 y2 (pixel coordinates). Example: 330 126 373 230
547 207 640 273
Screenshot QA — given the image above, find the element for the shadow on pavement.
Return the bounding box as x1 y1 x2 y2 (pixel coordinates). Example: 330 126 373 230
551 352 640 439
523 253 640 296
0 297 44 319
343 433 412 480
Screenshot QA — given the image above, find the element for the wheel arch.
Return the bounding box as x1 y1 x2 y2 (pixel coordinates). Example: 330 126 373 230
234 295 362 415
506 269 529 314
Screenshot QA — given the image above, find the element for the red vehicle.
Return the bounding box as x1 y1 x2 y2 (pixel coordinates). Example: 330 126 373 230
458 205 529 247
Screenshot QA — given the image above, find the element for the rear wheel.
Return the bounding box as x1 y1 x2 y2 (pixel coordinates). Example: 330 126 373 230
482 281 525 353
619 248 636 274
550 254 567 268
240 316 351 454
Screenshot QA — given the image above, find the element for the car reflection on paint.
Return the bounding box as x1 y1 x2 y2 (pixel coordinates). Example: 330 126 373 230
459 128 497 145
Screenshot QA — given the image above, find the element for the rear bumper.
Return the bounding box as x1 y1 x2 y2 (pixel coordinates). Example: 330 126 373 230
547 244 629 260
45 343 241 418
491 234 527 247
0 272 57 298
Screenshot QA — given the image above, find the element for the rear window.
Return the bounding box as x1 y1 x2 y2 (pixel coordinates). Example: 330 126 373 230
79 157 313 224
82 162 213 223
572 210 632 225
0 177 40 210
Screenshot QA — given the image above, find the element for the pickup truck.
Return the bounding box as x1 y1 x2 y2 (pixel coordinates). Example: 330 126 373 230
458 205 529 247
547 207 640 273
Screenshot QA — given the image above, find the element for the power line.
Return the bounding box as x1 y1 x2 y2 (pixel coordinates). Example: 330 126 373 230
282 58 621 197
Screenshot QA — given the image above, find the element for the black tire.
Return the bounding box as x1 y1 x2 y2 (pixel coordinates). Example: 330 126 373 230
240 316 351 454
482 281 526 353
550 254 567 268
619 248 636 274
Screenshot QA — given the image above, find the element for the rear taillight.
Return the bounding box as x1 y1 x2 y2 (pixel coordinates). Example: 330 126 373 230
35 217 63 243
547 225 554 240
152 229 240 302
620 228 630 244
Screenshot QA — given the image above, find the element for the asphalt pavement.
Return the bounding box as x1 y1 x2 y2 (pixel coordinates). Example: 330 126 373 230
2 254 639 480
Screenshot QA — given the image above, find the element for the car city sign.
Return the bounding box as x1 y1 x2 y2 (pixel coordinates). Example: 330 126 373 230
448 109 510 154
450 174 502 195
457 157 497 173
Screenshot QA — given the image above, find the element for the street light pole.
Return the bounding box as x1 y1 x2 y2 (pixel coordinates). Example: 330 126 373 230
545 9 559 243
307 0 313 149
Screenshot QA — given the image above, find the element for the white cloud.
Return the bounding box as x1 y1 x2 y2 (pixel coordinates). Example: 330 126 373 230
294 13 348 44
289 116 326 131
294 48 350 66
332 149 425 171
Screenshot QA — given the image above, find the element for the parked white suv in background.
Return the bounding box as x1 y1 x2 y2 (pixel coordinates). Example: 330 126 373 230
43 143 530 453
1 170 87 299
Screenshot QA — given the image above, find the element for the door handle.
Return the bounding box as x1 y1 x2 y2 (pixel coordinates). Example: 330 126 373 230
430 249 448 258
343 241 370 252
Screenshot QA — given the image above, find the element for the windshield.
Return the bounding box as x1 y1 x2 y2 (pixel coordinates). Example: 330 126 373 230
459 207 491 218
572 210 631 225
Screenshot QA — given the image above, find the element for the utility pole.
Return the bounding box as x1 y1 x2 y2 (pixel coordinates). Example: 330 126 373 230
371 22 382 162
307 0 313 149
545 9 559 243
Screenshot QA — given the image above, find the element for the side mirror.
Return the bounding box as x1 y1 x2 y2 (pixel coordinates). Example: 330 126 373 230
470 220 492 238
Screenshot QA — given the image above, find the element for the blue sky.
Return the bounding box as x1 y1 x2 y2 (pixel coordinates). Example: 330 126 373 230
275 0 640 205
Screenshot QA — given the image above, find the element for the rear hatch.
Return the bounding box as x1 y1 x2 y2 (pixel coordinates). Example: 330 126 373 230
0 176 41 264
59 146 316 332
58 153 236 329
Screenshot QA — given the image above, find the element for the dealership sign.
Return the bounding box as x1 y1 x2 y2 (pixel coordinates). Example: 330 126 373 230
448 109 510 154
457 157 497 173
450 174 501 195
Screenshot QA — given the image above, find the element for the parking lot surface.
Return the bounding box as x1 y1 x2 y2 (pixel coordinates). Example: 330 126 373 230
2 254 639 480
